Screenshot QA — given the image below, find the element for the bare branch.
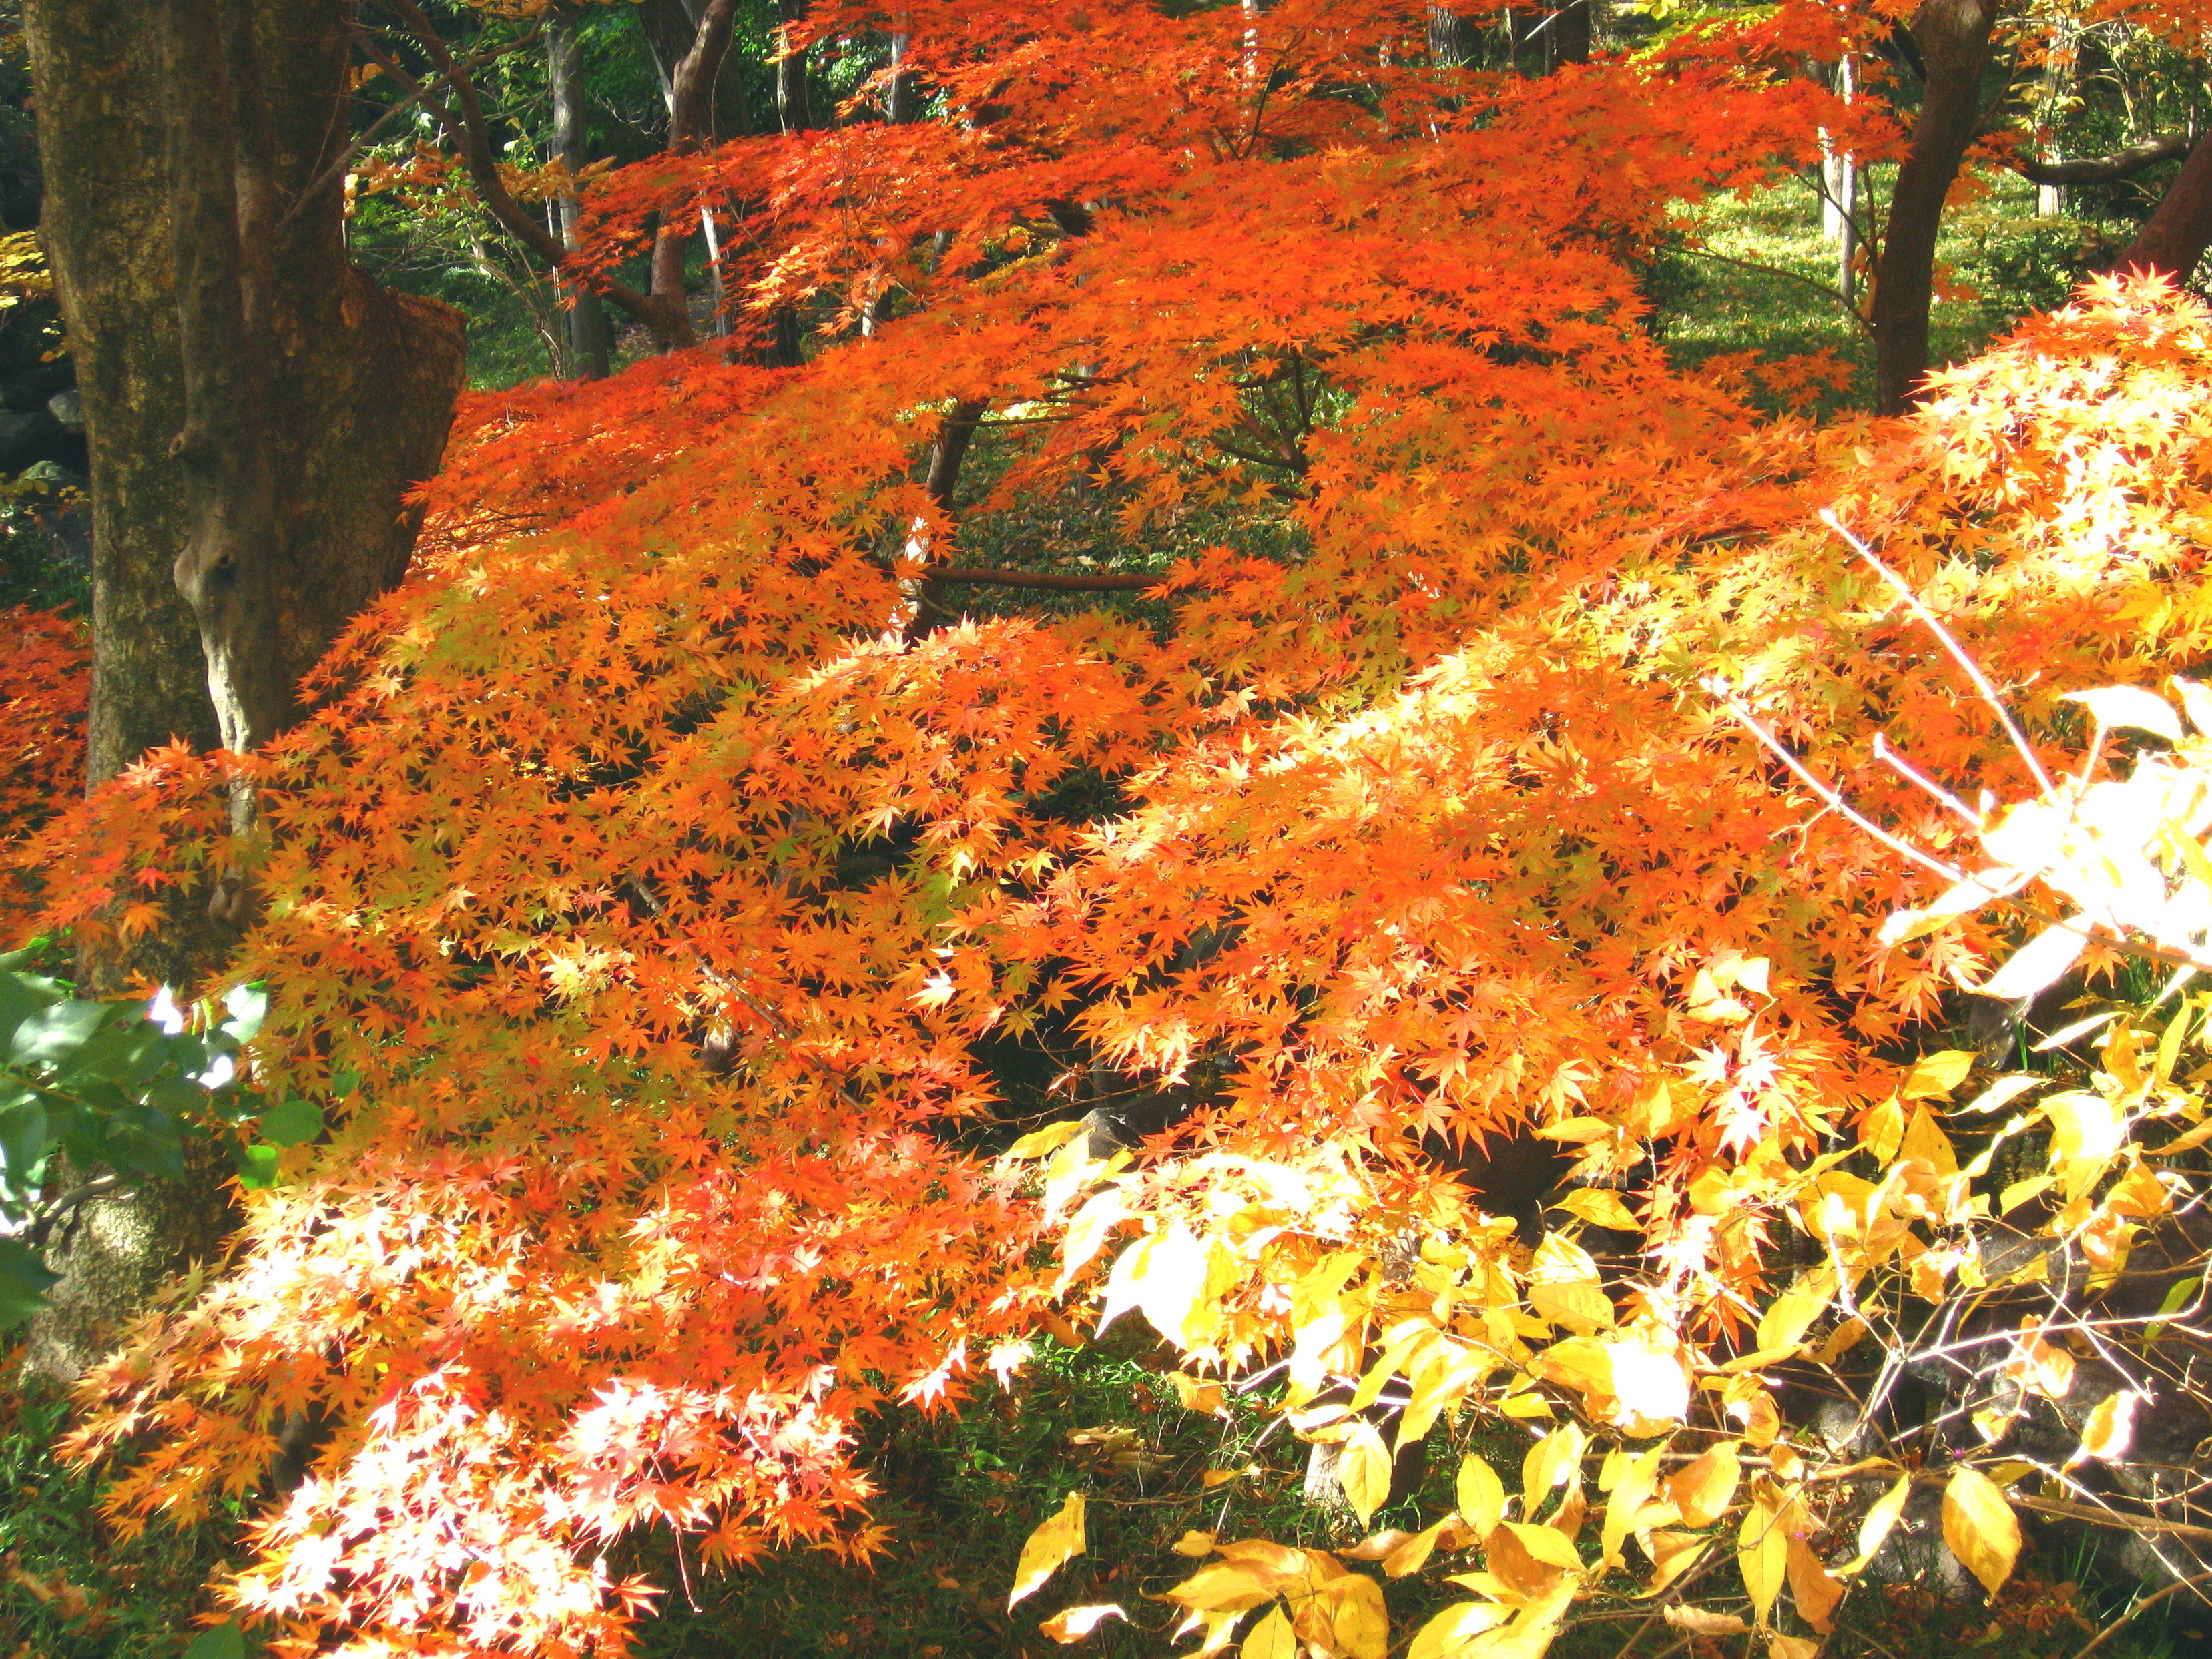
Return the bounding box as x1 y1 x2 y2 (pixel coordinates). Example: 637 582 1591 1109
924 566 1162 592
2015 130 2193 186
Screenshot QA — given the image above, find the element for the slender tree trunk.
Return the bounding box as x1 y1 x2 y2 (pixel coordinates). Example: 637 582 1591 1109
1821 55 1859 307
886 30 917 125
547 6 612 378
21 0 465 1382
2036 19 2073 218
777 0 812 134
1870 0 1998 414
2123 134 2212 283
767 0 812 364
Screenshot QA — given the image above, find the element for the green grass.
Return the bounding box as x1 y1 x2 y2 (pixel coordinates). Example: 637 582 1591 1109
1655 168 2140 417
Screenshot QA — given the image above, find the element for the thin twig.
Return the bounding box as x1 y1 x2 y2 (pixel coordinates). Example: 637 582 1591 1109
927 566 1160 592
2072 1568 2212 1659
1820 511 2057 794
1702 680 1968 885
1872 731 1985 827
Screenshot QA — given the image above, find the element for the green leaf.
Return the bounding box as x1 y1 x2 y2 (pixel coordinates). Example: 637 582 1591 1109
0 966 61 1056
50 1020 142 1085
182 1622 247 1659
104 1105 184 1180
236 1142 282 1190
0 1100 48 1191
220 983 269 1044
330 1069 361 1099
0 1237 59 1325
8 998 111 1068
2144 1275 2202 1347
259 1097 324 1148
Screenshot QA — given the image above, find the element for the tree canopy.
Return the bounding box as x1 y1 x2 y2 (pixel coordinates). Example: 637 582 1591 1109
9 1 2212 1655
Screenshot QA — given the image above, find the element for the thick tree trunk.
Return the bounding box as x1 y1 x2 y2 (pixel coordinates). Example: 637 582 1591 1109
638 0 750 143
2123 135 2212 284
20 0 465 1382
1550 1 1591 68
1870 0 1998 415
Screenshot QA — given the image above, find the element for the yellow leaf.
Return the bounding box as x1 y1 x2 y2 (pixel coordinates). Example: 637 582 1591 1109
1241 1605 1296 1659
1665 1440 1740 1529
1503 1521 1583 1572
1173 1530 1219 1558
1738 1487 1787 1627
1841 1475 1910 1574
1408 1602 1511 1659
1529 1234 1614 1332
1860 1096 1905 1165
1902 1050 1976 1100
1040 1605 1127 1643
2064 685 2184 743
1322 1572 1390 1659
1812 1316 1869 1366
1135 1221 1211 1347
1755 1279 1833 1355
1637 1531 1707 1597
1057 1186 1127 1293
2070 1389 2141 1465
1175 1374 1227 1414
1346 1528 1415 1561
1608 1339 1691 1425
1770 1639 1820 1659
1165 1562 1278 1613
1457 1455 1506 1536
1382 1521 1448 1579
1942 1467 2020 1596
1522 1425 1585 1510
1962 1074 2042 1116
1201 1467 1239 1488
1736 1390 1779 1451
1007 1120 1091 1161
1978 915 2093 1002
1601 1443 1666 1567
1009 1492 1086 1608
1662 1607 1747 1635
1555 1188 1639 1230
1338 1423 1393 1527
1787 1535 1844 1634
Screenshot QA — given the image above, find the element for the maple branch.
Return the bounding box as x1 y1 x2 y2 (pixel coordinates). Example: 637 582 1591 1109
925 566 1161 591
2071 1569 2212 1659
1822 511 2056 795
1703 677 1969 886
20 1173 132 1248
2013 129 2193 186
368 4 687 347
1685 247 1870 336
283 26 544 232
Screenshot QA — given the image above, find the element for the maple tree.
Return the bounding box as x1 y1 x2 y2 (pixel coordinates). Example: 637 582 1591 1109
9 0 2212 1655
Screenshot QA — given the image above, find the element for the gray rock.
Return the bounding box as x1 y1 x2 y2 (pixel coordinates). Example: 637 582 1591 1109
0 406 63 471
45 388 80 431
